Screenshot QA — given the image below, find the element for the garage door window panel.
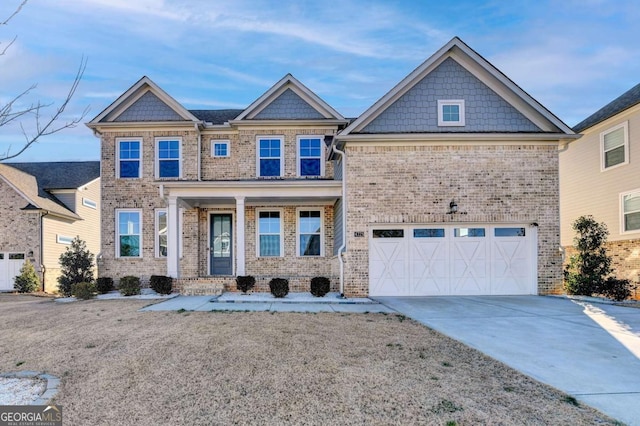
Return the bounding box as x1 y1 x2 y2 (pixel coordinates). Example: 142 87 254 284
414 229 445 238
454 228 485 237
373 229 404 238
494 228 526 237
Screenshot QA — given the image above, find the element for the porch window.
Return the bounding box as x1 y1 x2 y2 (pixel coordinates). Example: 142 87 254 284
257 210 282 256
298 209 322 256
257 137 283 177
117 210 141 257
156 138 181 178
155 209 183 257
622 190 640 233
117 139 141 178
297 136 323 176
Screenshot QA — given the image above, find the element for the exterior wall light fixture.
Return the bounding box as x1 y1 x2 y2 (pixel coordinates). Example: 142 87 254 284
448 200 458 214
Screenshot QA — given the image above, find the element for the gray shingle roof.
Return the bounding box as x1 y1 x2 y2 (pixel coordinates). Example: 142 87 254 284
189 109 244 124
7 161 100 193
574 83 640 132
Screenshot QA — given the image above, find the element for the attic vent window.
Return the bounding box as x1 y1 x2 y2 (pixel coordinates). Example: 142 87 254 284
83 198 97 209
437 100 465 127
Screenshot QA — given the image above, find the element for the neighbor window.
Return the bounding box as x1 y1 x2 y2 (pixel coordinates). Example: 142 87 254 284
437 100 465 126
298 136 323 177
82 198 97 209
257 210 282 256
211 140 230 158
622 190 640 233
116 209 141 257
601 122 628 170
257 137 283 177
56 235 73 245
298 209 322 256
156 138 181 178
117 139 141 178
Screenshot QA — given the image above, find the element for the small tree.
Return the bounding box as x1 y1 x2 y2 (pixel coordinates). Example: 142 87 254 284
58 237 94 297
564 216 630 301
13 259 40 293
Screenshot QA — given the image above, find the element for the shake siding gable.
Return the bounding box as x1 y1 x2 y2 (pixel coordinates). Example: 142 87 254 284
253 89 325 120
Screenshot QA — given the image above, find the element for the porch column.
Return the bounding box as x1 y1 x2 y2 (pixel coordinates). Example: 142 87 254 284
167 196 180 278
236 196 246 276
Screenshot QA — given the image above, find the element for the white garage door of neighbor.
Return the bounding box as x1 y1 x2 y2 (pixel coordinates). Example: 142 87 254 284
369 225 537 296
0 253 26 291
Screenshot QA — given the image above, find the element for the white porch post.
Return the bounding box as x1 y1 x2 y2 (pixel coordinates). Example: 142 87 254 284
235 196 246 276
167 196 180 278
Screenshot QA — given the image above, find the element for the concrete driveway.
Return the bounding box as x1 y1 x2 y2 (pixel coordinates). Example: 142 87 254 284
375 295 640 426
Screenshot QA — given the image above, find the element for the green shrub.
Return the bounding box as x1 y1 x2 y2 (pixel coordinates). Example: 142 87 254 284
72 282 96 300
150 275 173 295
269 278 289 298
601 277 631 302
96 277 114 294
310 277 330 297
13 260 40 293
118 276 141 296
236 275 256 293
57 237 94 297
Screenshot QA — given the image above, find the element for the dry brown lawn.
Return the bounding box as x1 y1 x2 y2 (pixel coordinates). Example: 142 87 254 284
0 294 619 425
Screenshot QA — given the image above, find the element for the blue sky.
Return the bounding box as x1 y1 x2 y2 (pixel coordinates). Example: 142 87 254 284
1 0 639 162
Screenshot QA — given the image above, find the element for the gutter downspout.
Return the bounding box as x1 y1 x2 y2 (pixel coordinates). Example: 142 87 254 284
332 144 347 297
40 210 49 292
196 123 202 181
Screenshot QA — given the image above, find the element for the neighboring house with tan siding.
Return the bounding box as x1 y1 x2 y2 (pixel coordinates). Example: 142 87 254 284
0 162 100 293
560 83 640 289
87 37 576 297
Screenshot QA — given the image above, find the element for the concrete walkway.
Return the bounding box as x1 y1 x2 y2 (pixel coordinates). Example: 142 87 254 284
141 292 395 313
375 295 640 426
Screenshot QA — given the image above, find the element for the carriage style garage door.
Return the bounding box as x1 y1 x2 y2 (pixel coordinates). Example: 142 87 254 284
369 225 537 296
0 253 26 291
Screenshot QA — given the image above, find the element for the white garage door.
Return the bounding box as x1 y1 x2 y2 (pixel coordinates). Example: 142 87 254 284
369 225 536 296
0 253 26 291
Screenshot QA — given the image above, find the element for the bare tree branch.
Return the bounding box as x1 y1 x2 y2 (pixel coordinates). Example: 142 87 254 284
1 0 27 26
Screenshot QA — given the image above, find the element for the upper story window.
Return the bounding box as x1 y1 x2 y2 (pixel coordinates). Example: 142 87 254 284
437 100 465 126
211 140 230 158
82 198 97 209
298 209 322 256
622 190 640 233
117 138 141 179
156 138 181 178
297 136 323 177
257 137 283 177
116 209 141 258
601 122 628 170
257 210 283 257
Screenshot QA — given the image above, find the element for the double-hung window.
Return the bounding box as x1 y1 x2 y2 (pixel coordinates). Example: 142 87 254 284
257 137 283 177
117 139 141 178
257 210 282 256
601 122 628 170
298 136 323 177
622 190 640 233
298 209 322 256
437 100 465 126
117 209 141 257
156 138 181 178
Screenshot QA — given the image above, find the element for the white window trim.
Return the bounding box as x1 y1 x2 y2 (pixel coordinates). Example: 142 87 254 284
296 207 324 257
155 208 184 258
255 208 284 257
116 208 142 258
620 188 640 234
256 136 284 177
601 121 629 171
155 137 183 179
296 135 325 177
82 198 97 209
211 140 231 158
56 235 73 245
437 99 465 127
116 137 143 179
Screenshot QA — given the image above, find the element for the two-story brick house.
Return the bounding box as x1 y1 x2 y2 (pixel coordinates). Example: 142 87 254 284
88 37 577 297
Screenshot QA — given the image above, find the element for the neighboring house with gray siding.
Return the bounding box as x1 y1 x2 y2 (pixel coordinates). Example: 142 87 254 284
0 162 100 293
87 37 576 297
560 83 640 289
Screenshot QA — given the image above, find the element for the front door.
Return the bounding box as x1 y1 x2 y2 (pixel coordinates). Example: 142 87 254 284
210 214 233 275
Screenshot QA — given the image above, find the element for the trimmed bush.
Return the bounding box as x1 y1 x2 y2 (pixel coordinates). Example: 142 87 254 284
236 275 256 293
96 277 114 294
118 276 141 296
310 277 330 297
13 260 40 293
150 275 173 295
269 278 289 298
57 237 94 297
72 282 96 300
